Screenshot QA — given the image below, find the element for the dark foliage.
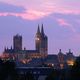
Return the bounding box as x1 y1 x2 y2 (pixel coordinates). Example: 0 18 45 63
18 72 35 80
46 57 80 80
0 57 80 80
0 59 18 80
0 59 35 80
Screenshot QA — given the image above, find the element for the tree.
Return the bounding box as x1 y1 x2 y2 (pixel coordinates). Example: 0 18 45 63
0 59 18 80
68 57 80 80
45 69 60 80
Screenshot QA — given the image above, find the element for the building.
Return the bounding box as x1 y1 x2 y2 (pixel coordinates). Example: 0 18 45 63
3 24 48 61
35 24 48 54
2 24 76 69
13 34 22 51
44 49 75 69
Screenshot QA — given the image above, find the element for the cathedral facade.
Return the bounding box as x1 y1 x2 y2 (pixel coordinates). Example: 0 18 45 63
3 24 48 60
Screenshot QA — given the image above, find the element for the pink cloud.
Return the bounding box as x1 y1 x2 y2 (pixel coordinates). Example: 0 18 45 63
58 9 80 15
0 10 48 20
57 19 71 26
1 0 80 16
56 18 76 32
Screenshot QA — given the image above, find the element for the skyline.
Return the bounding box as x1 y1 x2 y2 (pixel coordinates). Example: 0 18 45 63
0 0 80 55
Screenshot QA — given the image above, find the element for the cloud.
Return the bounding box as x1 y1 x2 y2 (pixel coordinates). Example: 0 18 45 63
0 2 49 20
54 8 80 15
56 18 70 26
0 2 25 13
56 18 76 32
2 0 80 15
0 9 49 20
0 0 80 20
0 8 51 20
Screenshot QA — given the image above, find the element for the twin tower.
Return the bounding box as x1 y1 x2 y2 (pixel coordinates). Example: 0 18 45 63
13 24 48 54
35 24 48 54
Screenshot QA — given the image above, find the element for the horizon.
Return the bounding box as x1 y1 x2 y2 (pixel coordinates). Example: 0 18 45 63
0 0 80 56
0 27 80 56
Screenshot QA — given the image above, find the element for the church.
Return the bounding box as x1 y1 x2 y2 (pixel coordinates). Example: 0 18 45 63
3 24 75 69
3 24 48 60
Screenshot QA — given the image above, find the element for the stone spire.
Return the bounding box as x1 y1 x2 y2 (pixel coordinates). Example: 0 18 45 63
59 49 62 53
37 24 40 34
4 46 6 51
69 49 71 53
41 24 44 36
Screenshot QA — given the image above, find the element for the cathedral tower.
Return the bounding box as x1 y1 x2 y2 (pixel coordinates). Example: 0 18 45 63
13 34 22 50
40 24 48 54
35 25 41 52
35 24 48 54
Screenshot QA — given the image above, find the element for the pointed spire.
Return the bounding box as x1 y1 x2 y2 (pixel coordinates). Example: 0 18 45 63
11 46 12 50
69 49 71 53
59 49 62 53
58 49 63 55
7 47 8 50
4 46 6 51
37 24 40 34
69 49 73 54
24 47 26 50
41 24 44 35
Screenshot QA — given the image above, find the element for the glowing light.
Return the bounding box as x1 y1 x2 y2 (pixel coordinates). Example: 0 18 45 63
47 63 54 67
36 38 40 40
67 60 74 66
22 60 26 64
60 64 64 69
21 59 32 64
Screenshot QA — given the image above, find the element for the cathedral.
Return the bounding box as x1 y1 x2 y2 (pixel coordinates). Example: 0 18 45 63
3 24 76 69
3 24 48 60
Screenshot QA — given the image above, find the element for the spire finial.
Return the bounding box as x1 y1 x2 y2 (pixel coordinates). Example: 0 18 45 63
4 46 6 51
11 46 12 50
59 49 61 53
69 49 71 53
7 47 8 50
37 24 40 34
41 24 44 35
24 47 26 50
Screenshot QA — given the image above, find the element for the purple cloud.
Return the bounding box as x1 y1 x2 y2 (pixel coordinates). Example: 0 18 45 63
0 0 80 20
0 2 25 13
56 18 76 32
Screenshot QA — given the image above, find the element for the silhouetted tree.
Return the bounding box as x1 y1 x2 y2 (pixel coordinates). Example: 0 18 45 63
19 72 35 80
25 72 35 80
0 59 18 80
0 58 5 80
45 69 60 80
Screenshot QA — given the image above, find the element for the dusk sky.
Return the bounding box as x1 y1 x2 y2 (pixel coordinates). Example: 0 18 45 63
0 0 80 56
